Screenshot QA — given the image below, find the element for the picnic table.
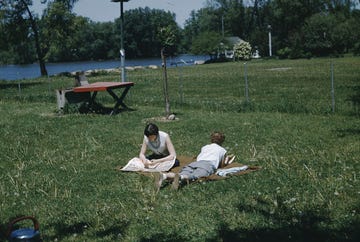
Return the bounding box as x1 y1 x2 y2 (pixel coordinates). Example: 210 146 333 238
72 81 134 115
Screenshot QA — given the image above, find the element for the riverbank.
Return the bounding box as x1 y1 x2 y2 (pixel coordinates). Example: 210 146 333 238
54 60 208 78
0 54 208 81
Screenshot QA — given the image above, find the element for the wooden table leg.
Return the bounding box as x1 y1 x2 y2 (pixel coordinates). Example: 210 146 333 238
107 86 132 115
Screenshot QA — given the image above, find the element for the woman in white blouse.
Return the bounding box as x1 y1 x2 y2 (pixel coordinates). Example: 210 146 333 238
139 123 179 169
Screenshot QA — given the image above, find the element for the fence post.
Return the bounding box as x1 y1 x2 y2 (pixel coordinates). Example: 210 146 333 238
18 82 21 96
244 62 249 102
331 61 335 113
175 62 184 104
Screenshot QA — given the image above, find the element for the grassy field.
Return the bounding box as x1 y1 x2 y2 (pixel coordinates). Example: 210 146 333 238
0 57 359 241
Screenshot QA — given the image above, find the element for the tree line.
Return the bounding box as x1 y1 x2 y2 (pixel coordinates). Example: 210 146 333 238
1 0 360 76
186 0 360 59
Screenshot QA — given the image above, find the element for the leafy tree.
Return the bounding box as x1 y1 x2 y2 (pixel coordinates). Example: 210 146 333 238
42 1 77 62
2 0 360 67
268 0 360 58
89 22 118 60
196 6 223 34
0 0 78 75
226 0 246 38
183 1 255 56
182 10 200 51
118 7 180 58
190 31 223 58
302 13 342 56
350 9 360 55
64 16 93 61
269 0 324 55
0 3 35 64
183 5 223 52
43 10 116 62
0 0 47 74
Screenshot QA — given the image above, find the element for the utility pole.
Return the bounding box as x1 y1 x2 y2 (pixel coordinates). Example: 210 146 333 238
221 15 224 38
111 0 130 82
268 24 272 57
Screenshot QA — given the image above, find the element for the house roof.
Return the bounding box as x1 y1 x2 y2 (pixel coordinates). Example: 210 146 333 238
226 36 245 46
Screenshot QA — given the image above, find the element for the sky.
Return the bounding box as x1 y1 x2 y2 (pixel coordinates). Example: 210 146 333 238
31 0 207 27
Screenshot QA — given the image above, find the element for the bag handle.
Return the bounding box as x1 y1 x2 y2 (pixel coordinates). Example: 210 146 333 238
6 216 39 237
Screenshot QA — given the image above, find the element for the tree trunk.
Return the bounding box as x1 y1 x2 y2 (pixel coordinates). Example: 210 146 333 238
161 48 170 117
22 0 48 76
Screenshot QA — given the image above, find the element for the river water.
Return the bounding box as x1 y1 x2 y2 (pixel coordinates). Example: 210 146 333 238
0 54 207 81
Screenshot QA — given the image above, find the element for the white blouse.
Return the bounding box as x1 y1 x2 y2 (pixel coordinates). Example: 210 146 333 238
144 131 169 156
196 143 227 169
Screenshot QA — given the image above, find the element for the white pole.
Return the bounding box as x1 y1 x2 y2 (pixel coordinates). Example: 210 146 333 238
120 2 126 82
268 25 272 57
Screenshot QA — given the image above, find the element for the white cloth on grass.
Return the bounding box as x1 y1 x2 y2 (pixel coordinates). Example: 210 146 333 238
215 165 249 177
121 157 175 172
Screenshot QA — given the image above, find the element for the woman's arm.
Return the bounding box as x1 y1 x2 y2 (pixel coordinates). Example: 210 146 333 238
139 138 151 166
150 135 176 164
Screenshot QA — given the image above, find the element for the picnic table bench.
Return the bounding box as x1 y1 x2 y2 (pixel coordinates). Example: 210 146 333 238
72 81 134 115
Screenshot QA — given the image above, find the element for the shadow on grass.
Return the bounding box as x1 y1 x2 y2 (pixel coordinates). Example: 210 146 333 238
62 101 136 115
42 220 130 241
336 128 360 137
347 85 360 116
214 221 360 242
0 220 12 241
124 195 359 242
95 223 130 240
212 196 360 242
139 232 187 242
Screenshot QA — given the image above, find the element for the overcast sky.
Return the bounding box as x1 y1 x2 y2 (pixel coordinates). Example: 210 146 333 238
31 0 207 27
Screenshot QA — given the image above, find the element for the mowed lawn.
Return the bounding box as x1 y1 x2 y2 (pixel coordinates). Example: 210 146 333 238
0 56 359 241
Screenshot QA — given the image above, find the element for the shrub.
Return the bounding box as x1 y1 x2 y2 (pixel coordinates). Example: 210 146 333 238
234 41 252 60
353 42 360 56
277 47 292 59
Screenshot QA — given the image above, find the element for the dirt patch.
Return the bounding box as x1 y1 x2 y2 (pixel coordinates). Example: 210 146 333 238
267 67 292 71
144 115 179 123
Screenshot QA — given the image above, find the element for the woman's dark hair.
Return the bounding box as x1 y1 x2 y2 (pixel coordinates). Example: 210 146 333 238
211 132 225 145
144 123 159 137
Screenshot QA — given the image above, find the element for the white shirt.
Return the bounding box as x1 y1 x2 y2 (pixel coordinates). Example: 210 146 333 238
144 131 169 156
196 143 227 169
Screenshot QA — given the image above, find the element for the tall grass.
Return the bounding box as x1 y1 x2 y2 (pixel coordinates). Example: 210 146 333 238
0 57 359 241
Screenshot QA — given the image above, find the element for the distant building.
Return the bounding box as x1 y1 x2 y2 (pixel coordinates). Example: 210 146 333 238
220 36 261 60
222 36 246 59
227 36 246 46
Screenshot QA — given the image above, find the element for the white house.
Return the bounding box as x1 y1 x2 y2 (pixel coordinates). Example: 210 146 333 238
222 36 245 59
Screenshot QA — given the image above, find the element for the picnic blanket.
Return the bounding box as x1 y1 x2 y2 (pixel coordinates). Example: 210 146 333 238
119 157 175 172
116 155 260 181
169 156 260 181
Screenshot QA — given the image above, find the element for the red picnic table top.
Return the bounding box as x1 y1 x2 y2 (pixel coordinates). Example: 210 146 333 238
73 82 134 93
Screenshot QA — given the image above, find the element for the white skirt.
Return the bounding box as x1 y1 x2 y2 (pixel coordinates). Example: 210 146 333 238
121 157 175 172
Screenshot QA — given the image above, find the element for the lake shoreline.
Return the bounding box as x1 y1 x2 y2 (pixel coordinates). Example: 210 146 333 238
0 54 208 81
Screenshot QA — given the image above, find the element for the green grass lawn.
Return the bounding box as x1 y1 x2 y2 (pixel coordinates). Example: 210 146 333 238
0 57 359 241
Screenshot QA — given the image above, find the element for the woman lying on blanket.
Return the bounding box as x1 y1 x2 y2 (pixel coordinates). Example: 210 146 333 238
155 131 234 190
139 123 179 169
